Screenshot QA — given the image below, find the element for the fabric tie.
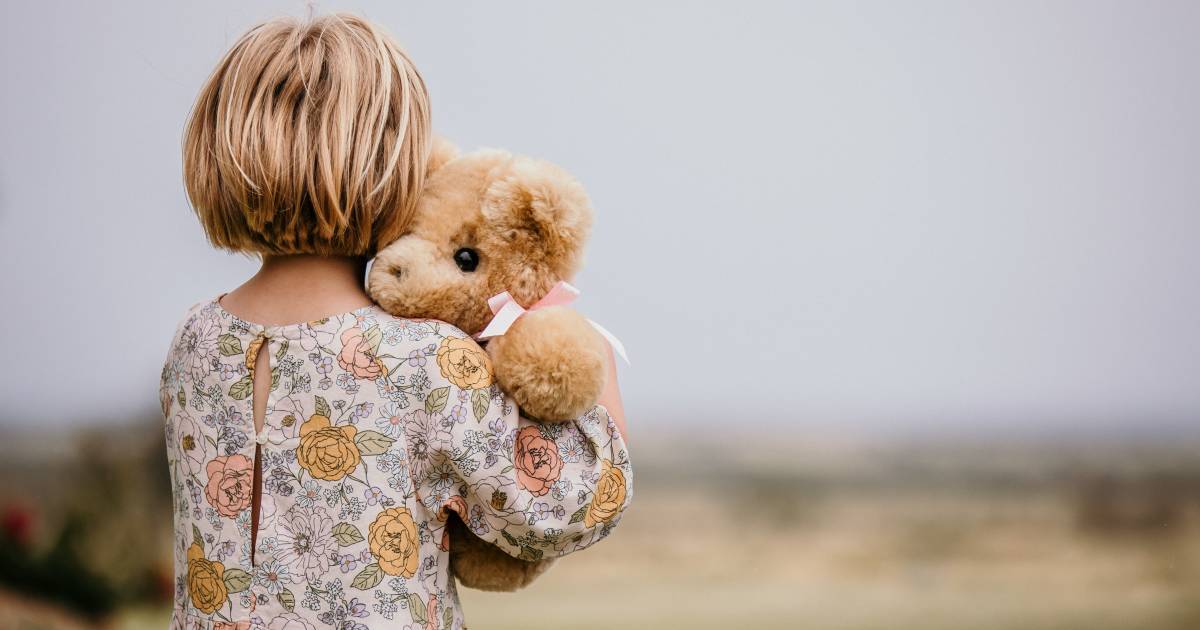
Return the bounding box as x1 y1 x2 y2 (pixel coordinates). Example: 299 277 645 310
475 281 629 364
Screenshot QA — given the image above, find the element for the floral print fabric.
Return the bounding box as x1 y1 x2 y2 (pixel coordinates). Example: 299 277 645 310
161 299 632 629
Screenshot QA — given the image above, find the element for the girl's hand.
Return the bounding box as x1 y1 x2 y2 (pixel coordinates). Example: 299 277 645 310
596 345 628 443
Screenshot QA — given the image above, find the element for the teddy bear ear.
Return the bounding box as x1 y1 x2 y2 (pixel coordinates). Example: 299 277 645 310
485 157 593 272
427 135 460 176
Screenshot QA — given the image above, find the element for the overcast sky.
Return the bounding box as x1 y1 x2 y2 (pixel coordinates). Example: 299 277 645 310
1 1 1198 433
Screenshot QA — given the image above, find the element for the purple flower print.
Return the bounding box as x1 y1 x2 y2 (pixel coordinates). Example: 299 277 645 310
468 504 490 535
406 349 426 367
314 354 334 376
218 363 239 381
530 502 564 523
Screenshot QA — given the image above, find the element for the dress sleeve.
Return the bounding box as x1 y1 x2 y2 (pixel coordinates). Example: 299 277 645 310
407 327 633 561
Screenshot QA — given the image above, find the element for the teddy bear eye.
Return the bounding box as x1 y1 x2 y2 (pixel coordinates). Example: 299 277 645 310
454 247 480 272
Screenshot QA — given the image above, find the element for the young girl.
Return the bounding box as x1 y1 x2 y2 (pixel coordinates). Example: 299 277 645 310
161 14 630 629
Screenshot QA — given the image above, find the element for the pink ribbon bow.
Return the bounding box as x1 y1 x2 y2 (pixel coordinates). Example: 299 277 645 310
475 281 629 364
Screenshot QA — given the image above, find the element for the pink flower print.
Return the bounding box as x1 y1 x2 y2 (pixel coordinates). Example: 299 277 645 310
204 454 254 518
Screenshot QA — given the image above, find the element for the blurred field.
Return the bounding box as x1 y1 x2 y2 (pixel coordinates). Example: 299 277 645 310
459 431 1200 629
2 423 1199 629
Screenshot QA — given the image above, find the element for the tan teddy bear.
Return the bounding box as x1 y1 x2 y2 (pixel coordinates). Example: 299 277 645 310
367 138 611 590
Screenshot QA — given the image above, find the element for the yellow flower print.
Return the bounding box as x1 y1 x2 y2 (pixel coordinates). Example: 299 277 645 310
368 507 420 577
435 336 493 390
245 336 265 375
584 460 627 528
186 543 227 614
296 414 360 480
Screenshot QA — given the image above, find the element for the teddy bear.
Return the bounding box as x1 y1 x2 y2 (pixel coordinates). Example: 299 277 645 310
366 138 611 590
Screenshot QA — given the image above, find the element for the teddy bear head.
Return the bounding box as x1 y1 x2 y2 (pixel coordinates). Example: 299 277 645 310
368 140 593 335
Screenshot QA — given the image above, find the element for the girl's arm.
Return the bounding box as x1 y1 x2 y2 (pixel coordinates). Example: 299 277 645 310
418 330 632 561
596 345 628 443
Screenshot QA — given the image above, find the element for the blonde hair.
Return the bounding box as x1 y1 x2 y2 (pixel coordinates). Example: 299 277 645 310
183 13 430 255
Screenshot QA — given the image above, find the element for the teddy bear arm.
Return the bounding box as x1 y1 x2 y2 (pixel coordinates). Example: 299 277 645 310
486 306 608 422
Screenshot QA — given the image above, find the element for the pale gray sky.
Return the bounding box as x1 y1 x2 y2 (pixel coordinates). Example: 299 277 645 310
2 1 1198 432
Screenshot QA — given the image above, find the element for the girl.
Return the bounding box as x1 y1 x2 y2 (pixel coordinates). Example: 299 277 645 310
161 13 630 629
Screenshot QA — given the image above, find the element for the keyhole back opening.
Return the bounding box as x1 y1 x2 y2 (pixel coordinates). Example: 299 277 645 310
249 334 271 565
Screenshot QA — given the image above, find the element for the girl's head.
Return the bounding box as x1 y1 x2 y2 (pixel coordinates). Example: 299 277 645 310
183 13 430 256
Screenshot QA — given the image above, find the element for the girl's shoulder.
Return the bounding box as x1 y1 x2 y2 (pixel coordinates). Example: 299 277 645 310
358 308 477 353
162 296 481 370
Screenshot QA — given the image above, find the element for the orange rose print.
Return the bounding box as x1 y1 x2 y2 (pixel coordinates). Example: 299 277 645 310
204 454 254 518
513 426 563 497
297 414 360 480
368 507 420 577
186 543 227 614
338 326 385 380
435 337 492 389
436 495 468 522
584 459 627 527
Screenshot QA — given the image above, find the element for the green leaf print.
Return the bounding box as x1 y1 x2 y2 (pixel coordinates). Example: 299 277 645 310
569 504 589 525
228 376 253 400
332 522 365 546
518 545 544 561
222 568 252 593
425 387 449 414
274 339 289 360
278 588 295 612
363 324 383 352
471 389 490 421
407 592 428 624
351 562 383 590
217 333 243 356
192 524 204 551
314 395 331 418
443 606 453 630
354 430 395 456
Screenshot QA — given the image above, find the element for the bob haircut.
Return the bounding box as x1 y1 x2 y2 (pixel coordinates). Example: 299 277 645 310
183 13 431 256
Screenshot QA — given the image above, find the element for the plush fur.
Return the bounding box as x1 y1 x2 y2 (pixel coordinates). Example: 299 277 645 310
367 138 609 590
444 512 556 591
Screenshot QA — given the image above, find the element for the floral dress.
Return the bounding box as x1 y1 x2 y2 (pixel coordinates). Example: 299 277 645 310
160 299 632 630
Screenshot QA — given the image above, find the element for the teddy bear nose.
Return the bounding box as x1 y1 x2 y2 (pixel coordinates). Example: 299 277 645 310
391 265 403 279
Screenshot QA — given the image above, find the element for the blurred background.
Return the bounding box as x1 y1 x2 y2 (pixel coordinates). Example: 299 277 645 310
2 1 1199 628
